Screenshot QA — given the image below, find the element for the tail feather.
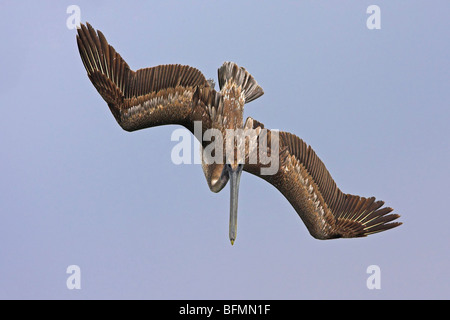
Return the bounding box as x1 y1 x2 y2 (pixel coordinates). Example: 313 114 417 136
218 62 264 103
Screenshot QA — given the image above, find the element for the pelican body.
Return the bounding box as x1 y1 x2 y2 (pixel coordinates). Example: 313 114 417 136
76 23 401 244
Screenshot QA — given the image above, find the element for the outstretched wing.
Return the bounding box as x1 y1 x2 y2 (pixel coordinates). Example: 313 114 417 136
244 118 402 240
76 22 214 132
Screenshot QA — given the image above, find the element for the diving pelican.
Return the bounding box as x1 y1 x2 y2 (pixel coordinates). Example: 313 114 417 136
76 23 402 244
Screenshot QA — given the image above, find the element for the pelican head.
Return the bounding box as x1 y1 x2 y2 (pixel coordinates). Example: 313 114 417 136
202 157 244 245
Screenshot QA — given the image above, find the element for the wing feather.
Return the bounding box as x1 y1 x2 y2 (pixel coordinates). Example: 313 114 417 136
76 22 214 132
244 118 402 239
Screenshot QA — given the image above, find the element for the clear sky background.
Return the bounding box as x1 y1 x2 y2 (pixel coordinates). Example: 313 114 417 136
1 1 449 299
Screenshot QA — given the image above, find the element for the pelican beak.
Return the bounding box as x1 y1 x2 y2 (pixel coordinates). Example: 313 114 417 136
226 163 243 245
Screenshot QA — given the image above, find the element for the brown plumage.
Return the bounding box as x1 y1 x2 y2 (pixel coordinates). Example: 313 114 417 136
76 23 214 133
76 22 402 243
243 120 401 239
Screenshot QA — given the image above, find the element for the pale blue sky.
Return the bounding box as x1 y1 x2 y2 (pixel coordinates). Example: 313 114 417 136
0 1 449 299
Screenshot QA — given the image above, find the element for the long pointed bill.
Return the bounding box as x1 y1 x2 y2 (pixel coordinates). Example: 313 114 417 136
227 165 243 245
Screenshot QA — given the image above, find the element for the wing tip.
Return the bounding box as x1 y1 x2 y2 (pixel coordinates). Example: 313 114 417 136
361 209 402 237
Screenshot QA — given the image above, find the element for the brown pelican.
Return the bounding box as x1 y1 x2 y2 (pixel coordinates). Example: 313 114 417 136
76 23 401 244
